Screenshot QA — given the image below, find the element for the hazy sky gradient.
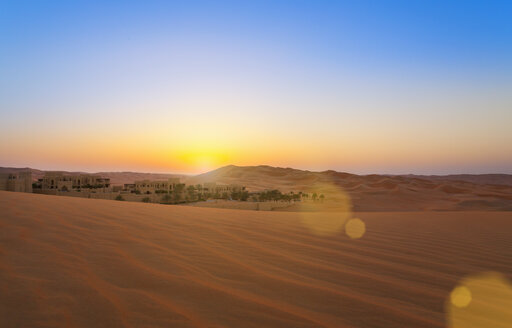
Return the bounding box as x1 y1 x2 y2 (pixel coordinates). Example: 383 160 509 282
1 0 511 174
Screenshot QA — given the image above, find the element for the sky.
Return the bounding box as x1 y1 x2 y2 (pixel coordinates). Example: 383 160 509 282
1 0 511 174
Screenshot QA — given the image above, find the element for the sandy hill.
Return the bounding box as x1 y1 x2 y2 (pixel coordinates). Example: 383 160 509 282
187 165 512 211
1 191 511 327
186 165 323 190
400 173 512 186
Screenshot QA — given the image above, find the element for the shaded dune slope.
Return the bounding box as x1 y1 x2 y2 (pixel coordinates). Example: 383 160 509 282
1 191 511 327
188 165 512 211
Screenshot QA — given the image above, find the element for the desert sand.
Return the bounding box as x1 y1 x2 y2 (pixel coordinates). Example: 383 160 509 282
1 190 511 327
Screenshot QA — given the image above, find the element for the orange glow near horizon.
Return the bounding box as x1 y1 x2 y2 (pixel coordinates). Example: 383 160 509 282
2 136 511 174
2 123 511 174
1 103 511 174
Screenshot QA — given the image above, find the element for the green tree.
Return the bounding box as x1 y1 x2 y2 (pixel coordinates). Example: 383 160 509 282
173 191 182 203
231 191 240 200
161 194 172 204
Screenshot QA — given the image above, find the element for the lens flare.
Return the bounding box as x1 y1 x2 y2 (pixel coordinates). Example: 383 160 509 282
300 212 351 236
450 286 472 308
446 272 512 327
298 180 353 236
345 218 366 239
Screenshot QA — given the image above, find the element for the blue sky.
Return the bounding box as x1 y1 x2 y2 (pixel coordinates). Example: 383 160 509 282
0 1 511 174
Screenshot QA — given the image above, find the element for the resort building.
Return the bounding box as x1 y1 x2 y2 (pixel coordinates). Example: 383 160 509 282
122 179 243 196
125 178 181 194
0 172 32 193
203 182 243 195
40 172 111 192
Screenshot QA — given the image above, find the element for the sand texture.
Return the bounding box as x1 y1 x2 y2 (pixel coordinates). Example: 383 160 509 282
1 191 511 327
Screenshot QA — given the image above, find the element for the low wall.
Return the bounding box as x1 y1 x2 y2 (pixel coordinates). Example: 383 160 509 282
34 190 175 203
34 190 118 200
32 190 297 211
185 200 295 211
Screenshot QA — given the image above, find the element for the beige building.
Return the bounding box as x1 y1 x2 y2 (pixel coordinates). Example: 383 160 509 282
202 182 243 194
126 178 181 194
0 172 32 193
41 172 111 192
123 179 243 196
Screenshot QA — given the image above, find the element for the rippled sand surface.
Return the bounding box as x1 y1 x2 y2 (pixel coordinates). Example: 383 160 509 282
1 191 511 327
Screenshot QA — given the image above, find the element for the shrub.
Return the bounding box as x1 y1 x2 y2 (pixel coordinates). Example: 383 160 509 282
142 197 151 203
161 194 172 204
115 195 125 201
240 190 249 201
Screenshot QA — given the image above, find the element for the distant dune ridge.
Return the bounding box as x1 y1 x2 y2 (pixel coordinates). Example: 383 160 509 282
400 173 512 186
186 165 512 211
187 165 512 187
2 165 512 211
1 191 511 327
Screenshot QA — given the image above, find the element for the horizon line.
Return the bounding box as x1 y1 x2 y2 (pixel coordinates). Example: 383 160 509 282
2 164 511 177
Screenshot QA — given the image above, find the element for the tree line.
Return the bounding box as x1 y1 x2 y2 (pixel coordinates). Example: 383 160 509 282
122 183 325 204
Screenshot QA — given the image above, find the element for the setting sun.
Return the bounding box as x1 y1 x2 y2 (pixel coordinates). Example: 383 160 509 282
175 148 231 172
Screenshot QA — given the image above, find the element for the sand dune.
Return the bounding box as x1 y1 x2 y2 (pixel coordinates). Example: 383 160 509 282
403 174 512 187
1 191 511 327
187 165 512 211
